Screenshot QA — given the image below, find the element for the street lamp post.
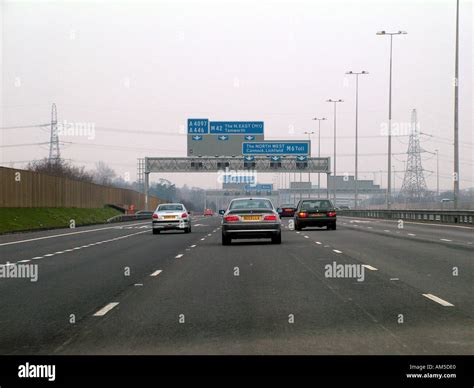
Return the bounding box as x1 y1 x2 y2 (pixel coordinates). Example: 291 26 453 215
435 149 440 197
377 30 407 209
304 130 315 198
345 71 368 209
453 0 460 209
312 117 327 198
326 99 344 205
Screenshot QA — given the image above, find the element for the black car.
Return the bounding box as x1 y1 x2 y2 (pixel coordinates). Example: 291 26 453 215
278 204 296 217
294 199 337 230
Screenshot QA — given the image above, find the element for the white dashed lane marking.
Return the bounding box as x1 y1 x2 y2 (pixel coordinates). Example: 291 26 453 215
315 242 322 245
440 239 452 242
332 249 342 254
175 254 184 259
93 302 119 316
422 294 454 307
362 264 378 271
150 270 162 277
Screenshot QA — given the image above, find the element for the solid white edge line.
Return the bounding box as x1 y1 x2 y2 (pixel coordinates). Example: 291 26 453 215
0 221 150 247
422 293 454 307
93 302 119 316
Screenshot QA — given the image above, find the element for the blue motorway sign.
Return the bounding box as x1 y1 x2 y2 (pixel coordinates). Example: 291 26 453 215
244 184 273 191
188 119 209 134
210 121 264 135
242 141 310 156
223 175 255 184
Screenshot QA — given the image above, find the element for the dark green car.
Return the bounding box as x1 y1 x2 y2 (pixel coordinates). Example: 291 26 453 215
294 199 337 231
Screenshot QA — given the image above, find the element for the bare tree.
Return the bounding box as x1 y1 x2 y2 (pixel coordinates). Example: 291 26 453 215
91 161 116 186
26 158 93 182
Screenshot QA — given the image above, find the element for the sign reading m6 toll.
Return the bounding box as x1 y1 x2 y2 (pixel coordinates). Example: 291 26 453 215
242 141 310 156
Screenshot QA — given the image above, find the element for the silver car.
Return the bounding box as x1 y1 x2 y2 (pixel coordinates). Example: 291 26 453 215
152 203 191 234
221 198 282 245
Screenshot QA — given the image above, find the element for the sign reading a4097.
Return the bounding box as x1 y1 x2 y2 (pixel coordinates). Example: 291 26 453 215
242 141 310 156
188 119 209 134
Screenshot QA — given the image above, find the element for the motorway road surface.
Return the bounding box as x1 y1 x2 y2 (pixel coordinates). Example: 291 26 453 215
0 215 472 354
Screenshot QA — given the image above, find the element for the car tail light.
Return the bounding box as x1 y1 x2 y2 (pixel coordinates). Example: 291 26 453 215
152 213 158 219
264 215 277 221
328 211 337 217
181 213 188 218
298 212 308 218
224 215 239 222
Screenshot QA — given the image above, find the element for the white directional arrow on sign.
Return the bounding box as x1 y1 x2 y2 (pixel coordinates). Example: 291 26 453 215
192 135 203 141
218 135 229 141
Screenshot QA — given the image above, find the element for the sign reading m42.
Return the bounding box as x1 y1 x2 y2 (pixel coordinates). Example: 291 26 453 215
210 121 264 135
242 141 310 156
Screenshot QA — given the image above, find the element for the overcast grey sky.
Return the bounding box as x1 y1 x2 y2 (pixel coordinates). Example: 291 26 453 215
1 0 472 190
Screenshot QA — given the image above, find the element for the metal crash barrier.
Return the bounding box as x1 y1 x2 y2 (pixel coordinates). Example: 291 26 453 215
338 209 474 225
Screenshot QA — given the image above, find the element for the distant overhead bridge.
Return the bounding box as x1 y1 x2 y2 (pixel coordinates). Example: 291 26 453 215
144 156 330 173
141 156 331 209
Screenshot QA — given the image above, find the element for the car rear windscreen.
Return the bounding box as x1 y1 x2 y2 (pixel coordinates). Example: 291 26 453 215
158 205 184 211
230 199 273 210
300 200 333 210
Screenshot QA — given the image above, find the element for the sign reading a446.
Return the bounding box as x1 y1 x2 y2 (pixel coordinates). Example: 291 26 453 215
188 119 209 134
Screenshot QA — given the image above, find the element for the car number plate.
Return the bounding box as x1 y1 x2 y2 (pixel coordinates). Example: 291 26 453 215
242 215 261 221
164 215 176 219
310 213 324 217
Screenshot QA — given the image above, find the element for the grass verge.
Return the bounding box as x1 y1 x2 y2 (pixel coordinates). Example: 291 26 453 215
0 207 122 234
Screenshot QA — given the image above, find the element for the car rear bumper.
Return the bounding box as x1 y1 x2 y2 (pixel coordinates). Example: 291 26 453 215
295 217 336 227
152 219 189 230
222 222 281 239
